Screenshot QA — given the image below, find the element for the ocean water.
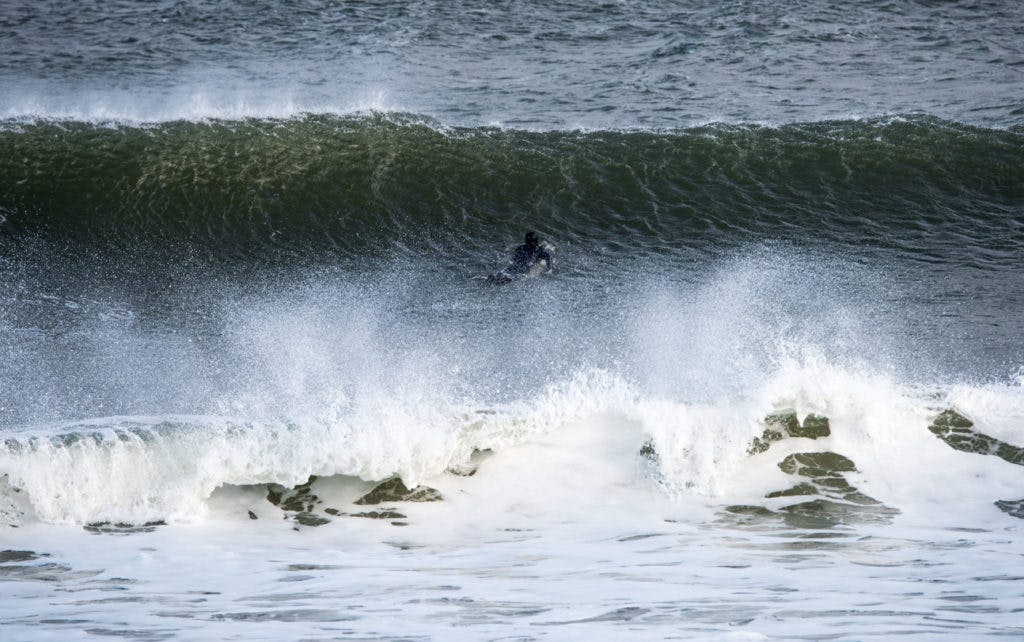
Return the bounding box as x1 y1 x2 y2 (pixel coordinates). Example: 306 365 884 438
2 1 1024 640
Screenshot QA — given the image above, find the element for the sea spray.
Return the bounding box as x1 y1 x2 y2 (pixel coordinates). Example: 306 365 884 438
3 2 1024 638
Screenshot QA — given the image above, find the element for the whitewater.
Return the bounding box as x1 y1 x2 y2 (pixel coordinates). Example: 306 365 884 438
4 245 1024 639
3 0 1024 639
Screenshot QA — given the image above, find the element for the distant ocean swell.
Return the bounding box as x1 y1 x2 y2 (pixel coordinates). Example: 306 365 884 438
1 113 1021 261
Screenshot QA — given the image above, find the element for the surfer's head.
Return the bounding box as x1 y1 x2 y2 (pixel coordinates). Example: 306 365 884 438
525 231 540 247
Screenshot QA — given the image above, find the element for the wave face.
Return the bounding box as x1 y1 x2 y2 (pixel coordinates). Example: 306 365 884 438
2 115 1022 266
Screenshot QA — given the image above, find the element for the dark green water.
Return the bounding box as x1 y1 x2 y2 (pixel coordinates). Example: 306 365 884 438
0 0 1022 428
2 115 1021 261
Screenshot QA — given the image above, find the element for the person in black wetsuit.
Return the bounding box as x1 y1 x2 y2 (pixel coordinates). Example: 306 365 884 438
487 231 554 284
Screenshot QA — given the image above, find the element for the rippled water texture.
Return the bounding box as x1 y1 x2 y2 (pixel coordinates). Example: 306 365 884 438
2 2 1024 640
4 519 1024 640
2 0 1023 127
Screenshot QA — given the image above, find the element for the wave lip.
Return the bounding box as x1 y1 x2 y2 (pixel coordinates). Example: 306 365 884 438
0 86 400 127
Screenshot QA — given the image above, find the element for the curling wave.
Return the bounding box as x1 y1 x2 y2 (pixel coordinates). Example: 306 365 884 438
1 114 1021 265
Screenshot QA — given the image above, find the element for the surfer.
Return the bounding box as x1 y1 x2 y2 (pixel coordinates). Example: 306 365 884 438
487 231 555 284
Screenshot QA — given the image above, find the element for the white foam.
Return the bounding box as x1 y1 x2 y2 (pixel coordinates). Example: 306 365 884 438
0 367 635 525
0 82 933 133
0 84 399 125
3 355 1022 530
945 377 1024 443
3 256 1022 529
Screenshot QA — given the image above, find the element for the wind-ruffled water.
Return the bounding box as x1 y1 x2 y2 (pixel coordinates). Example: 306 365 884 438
2 1 1024 640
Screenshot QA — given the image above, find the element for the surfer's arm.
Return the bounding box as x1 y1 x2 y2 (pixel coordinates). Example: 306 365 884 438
540 249 554 272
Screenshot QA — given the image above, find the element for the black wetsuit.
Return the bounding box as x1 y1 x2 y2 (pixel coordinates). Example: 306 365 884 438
487 242 554 284
506 243 553 276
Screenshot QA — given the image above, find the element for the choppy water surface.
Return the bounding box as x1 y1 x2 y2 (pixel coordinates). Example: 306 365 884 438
2 1 1024 640
2 0 1023 127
